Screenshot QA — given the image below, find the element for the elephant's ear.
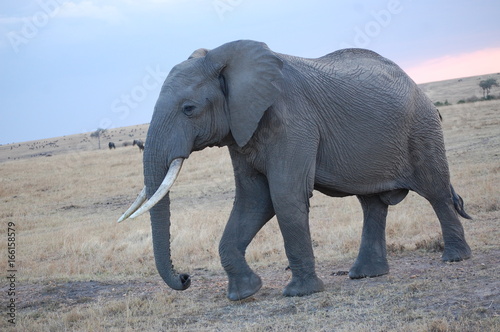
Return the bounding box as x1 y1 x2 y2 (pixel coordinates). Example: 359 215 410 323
205 40 283 147
188 48 209 59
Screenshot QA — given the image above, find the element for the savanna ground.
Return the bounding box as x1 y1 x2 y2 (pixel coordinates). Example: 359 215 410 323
0 75 499 331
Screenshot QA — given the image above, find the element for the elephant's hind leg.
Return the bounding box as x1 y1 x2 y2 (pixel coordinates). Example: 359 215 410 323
430 197 471 262
408 131 471 262
349 195 390 279
411 158 471 261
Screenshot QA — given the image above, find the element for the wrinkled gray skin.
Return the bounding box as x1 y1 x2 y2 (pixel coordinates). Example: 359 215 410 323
143 40 471 301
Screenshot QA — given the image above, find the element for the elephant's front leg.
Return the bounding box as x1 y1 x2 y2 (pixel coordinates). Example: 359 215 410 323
219 198 274 300
219 155 275 301
269 170 325 297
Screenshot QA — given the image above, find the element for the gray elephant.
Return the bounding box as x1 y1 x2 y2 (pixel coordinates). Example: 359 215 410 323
119 40 471 301
108 142 116 149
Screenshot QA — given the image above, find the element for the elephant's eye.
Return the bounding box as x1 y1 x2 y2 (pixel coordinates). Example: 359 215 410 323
182 105 196 116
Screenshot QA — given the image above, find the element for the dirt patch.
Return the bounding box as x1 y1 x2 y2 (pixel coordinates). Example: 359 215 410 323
14 248 499 328
17 280 160 311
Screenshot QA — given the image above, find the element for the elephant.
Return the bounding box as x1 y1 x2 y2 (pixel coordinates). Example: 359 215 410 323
133 139 144 151
108 142 116 149
118 40 471 301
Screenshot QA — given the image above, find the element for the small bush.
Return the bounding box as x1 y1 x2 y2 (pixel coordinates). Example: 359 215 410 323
415 235 444 252
428 318 449 332
466 96 480 103
387 243 406 253
454 95 499 104
434 100 451 107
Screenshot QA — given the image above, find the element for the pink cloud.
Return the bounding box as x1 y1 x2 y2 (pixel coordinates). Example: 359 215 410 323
405 48 500 84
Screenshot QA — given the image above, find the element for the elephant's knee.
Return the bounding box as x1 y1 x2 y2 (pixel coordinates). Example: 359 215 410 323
219 239 239 268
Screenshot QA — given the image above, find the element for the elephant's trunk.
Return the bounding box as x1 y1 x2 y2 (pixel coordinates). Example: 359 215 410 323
148 191 191 291
145 155 191 291
144 143 190 289
118 157 190 291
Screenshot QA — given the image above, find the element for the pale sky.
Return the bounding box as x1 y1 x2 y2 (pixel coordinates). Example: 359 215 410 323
1 0 500 144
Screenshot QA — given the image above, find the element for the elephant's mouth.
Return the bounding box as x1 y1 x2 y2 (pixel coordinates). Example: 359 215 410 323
117 158 184 222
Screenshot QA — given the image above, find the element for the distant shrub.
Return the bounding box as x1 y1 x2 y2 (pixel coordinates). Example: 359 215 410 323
433 100 451 107
455 95 498 105
466 96 480 103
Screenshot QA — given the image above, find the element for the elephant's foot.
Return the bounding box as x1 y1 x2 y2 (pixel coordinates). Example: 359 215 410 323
349 257 389 279
227 272 262 301
442 241 471 262
283 274 324 297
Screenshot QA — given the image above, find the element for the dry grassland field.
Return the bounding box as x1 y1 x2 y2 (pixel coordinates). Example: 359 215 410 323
0 74 499 331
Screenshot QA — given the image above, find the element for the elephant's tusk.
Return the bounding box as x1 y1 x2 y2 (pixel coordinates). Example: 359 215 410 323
128 158 184 220
117 187 147 223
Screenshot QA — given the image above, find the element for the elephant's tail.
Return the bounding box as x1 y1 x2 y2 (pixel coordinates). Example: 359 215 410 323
451 185 472 219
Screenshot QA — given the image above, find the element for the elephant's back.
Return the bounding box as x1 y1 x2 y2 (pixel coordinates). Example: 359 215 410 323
279 49 416 93
320 49 412 84
277 49 438 129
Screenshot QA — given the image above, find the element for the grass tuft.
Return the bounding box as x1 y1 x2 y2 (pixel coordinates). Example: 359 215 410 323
415 236 445 253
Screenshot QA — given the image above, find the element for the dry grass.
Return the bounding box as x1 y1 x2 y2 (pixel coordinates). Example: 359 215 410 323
0 76 499 331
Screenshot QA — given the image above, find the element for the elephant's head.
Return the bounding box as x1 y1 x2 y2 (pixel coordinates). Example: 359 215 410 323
118 40 283 291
